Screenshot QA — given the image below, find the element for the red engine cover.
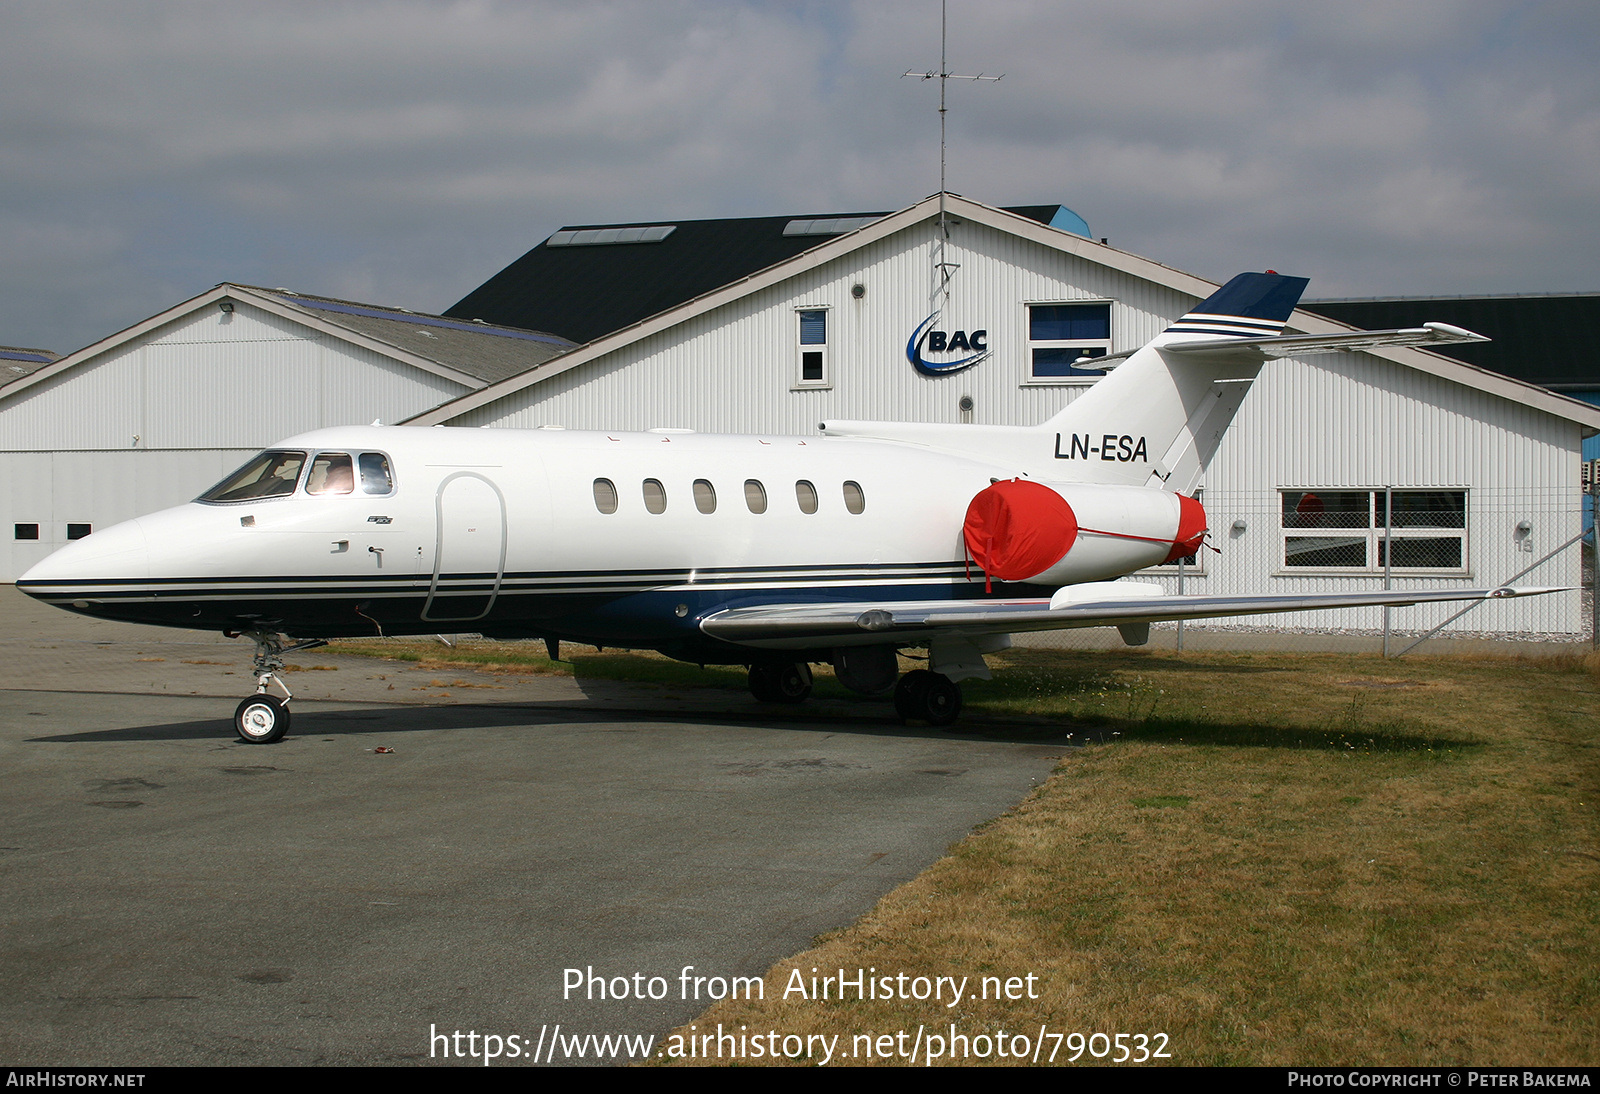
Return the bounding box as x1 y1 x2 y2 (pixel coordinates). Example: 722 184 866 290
1163 493 1208 563
962 480 1079 581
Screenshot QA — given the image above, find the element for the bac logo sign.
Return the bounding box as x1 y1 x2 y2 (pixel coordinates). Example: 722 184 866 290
906 312 990 376
1055 432 1149 462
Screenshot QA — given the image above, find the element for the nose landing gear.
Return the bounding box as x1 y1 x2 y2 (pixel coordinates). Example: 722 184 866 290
232 631 327 743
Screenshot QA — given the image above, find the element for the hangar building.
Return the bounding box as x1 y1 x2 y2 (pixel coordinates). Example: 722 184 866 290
0 287 572 580
410 193 1599 639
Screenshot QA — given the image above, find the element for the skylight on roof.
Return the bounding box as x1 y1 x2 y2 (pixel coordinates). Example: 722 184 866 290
547 226 676 247
782 217 881 237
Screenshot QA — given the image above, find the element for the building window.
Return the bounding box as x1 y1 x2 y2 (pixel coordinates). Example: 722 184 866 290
795 308 829 389
1280 489 1467 572
67 523 92 540
14 523 39 540
1027 302 1111 381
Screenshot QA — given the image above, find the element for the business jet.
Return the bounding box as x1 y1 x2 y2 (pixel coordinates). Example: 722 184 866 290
18 273 1549 743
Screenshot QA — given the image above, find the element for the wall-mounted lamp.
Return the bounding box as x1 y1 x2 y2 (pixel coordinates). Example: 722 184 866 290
1516 519 1533 534
218 300 234 314
1231 519 1248 533
851 283 866 299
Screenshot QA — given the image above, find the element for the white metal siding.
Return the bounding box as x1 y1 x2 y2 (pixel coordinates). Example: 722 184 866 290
2 448 252 581
0 301 474 580
0 303 471 453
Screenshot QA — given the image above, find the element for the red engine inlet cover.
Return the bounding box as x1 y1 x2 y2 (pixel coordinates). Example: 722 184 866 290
1164 493 1208 563
962 480 1079 581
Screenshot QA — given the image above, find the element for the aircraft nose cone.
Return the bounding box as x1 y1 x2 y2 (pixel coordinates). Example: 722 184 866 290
17 518 150 602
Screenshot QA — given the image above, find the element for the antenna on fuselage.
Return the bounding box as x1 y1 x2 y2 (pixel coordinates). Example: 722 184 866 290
902 0 1002 307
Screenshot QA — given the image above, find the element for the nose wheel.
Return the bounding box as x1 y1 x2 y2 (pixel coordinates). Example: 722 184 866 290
232 630 326 743
235 694 291 744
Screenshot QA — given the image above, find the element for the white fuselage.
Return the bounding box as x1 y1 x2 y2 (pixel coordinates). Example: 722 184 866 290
17 423 1190 654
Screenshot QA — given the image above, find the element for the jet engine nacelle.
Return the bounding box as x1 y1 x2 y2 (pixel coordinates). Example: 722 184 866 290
962 479 1206 587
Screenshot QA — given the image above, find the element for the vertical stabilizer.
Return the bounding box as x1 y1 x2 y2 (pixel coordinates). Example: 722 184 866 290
1042 272 1309 492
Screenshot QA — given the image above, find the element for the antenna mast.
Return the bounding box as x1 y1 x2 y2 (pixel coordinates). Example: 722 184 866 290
903 0 1001 300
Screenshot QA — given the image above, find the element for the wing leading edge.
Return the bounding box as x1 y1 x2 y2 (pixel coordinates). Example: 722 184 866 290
699 586 1562 649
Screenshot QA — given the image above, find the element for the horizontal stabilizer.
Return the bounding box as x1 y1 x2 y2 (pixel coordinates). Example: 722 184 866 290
1072 321 1489 368
700 586 1562 649
1163 321 1489 359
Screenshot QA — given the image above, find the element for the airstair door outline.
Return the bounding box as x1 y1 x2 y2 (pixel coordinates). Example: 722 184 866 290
422 472 507 623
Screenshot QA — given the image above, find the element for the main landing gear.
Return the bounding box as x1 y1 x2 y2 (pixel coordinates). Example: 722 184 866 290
893 668 962 727
231 630 326 744
747 661 812 703
744 656 964 727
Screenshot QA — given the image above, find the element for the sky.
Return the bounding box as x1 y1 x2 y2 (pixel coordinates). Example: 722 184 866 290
3 0 1597 354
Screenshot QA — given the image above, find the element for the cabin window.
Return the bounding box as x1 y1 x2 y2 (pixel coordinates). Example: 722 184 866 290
795 480 818 514
306 453 356 496
14 523 38 540
744 480 767 514
198 450 307 503
358 452 394 495
843 481 865 514
1280 489 1467 572
643 479 667 514
67 523 91 540
593 478 618 514
1027 302 1112 382
794 308 830 389
693 479 717 514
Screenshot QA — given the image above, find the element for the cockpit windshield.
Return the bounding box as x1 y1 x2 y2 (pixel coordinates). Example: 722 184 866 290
198 451 307 503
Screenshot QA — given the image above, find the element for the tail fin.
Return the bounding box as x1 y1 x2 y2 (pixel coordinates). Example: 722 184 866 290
1043 271 1309 493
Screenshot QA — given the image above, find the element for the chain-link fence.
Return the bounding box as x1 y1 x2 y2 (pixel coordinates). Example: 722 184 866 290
1013 484 1594 656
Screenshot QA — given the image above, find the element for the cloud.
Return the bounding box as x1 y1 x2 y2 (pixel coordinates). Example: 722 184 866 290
1 0 1596 351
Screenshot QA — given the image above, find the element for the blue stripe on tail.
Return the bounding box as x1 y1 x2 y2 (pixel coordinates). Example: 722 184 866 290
1174 271 1310 327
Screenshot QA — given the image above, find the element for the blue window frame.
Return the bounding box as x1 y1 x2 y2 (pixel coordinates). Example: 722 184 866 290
1028 302 1111 380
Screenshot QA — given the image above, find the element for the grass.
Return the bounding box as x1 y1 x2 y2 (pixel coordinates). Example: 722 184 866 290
332 636 1598 1064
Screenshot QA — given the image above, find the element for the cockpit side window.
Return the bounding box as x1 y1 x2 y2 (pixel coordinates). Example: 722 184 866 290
306 452 355 496
198 451 307 503
358 452 394 495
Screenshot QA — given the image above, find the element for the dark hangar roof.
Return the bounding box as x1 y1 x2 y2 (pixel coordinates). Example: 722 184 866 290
247 287 578 385
445 205 1083 346
0 345 60 390
1306 294 1600 391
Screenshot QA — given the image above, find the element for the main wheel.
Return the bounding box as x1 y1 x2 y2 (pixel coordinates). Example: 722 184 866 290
920 673 963 727
748 662 813 704
772 661 812 703
893 670 962 726
893 669 935 721
748 664 780 703
235 694 290 744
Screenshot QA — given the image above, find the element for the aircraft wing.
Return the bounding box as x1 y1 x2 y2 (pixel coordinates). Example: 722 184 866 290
698 585 1560 649
1074 322 1488 368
